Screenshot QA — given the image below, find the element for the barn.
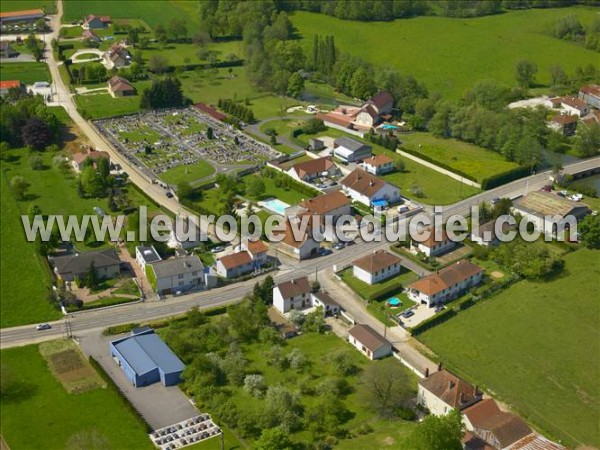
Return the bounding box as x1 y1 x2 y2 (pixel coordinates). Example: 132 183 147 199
109 327 185 387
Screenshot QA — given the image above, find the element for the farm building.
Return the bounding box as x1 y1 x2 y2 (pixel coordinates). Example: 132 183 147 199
333 137 372 163
0 9 44 24
347 324 392 360
107 76 135 98
109 327 185 387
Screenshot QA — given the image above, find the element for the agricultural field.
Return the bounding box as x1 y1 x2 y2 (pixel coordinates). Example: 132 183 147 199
0 62 51 84
400 132 519 183
418 248 600 448
292 7 600 99
0 0 56 13
0 343 153 450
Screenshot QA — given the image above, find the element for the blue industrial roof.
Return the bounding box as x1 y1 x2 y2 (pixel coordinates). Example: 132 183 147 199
111 330 185 376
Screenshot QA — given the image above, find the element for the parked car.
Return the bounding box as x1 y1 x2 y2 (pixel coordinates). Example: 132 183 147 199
401 310 414 319
540 185 552 192
166 192 174 198
334 242 345 250
434 305 445 313
318 248 332 256
210 246 225 253
36 323 51 331
490 197 501 205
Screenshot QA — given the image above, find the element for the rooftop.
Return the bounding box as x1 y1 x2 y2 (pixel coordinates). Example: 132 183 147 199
136 246 162 264
478 412 532 448
0 80 22 90
290 156 335 178
193 103 226 121
246 240 268 255
580 84 600 98
276 276 311 299
297 191 351 216
348 324 390 352
505 433 567 450
218 250 253 269
408 260 483 297
363 154 394 167
150 255 204 278
108 75 135 92
50 248 120 275
341 168 391 198
312 290 339 307
368 91 394 109
334 136 369 152
463 398 502 428
513 191 588 218
419 369 482 410
352 249 401 275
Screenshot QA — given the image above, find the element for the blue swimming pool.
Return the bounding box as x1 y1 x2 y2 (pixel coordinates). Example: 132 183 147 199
381 124 399 130
387 297 402 307
261 198 290 215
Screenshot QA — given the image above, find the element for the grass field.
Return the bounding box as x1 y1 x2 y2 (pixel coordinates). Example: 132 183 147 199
400 132 519 183
160 161 215 185
74 80 152 119
339 266 418 301
418 248 600 448
242 172 313 205
0 62 51 84
142 41 243 67
1 343 153 450
0 0 56 13
291 7 600 99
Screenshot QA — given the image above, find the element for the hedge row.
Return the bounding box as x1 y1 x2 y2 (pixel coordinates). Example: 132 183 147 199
88 356 152 433
103 323 140 336
369 283 404 302
480 165 532 190
399 146 478 183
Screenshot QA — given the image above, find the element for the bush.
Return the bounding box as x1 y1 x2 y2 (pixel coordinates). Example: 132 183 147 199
301 118 327 135
243 374 266 398
103 323 140 335
480 165 531 190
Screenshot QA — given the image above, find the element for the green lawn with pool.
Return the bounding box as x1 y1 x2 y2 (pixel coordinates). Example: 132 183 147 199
418 248 600 448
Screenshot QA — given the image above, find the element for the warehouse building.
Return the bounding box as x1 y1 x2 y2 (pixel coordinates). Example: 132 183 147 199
109 327 185 387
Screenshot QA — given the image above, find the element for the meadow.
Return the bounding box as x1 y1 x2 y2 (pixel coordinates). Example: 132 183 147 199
418 248 600 448
160 161 215 185
0 0 56 13
0 63 51 84
241 172 313 205
74 80 152 119
291 7 600 99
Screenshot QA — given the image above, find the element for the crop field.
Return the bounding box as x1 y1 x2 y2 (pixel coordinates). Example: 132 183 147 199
292 7 600 99
400 132 519 183
0 0 56 13
418 249 600 448
0 63 51 84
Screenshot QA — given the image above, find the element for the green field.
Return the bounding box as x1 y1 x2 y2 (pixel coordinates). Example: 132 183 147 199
159 161 216 185
242 172 313 205
1 344 153 450
0 63 50 84
418 249 600 448
400 132 519 183
142 40 243 67
339 266 418 301
292 7 600 99
74 80 152 119
0 0 56 13
62 0 201 28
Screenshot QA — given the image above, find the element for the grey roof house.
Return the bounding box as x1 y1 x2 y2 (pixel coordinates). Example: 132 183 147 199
146 255 205 295
49 248 120 282
333 137 372 163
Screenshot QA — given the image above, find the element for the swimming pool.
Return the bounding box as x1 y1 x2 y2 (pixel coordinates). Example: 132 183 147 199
387 297 402 307
260 198 290 215
381 124 399 130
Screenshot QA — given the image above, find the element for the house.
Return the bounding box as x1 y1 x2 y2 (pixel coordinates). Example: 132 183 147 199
407 260 483 307
135 246 162 270
341 167 401 208
470 220 512 247
505 434 567 450
81 29 102 43
347 324 392 360
71 150 110 171
351 250 402 285
462 399 502 431
512 191 589 238
580 109 600 128
109 327 185 387
267 308 298 339
288 191 352 224
410 227 456 257
333 137 372 163
353 105 381 129
548 114 578 136
0 80 24 97
167 216 206 250
0 9 44 24
315 92 394 132
311 291 341 316
0 41 19 58
107 75 135 98
309 138 325 151
472 412 532 449
103 44 131 69
273 276 312 313
361 154 395 175
49 248 121 282
417 369 483 415
146 255 205 295
82 14 110 29
192 102 227 121
242 239 269 266
560 96 590 117
366 91 394 115
579 84 600 109
287 156 339 182
275 219 320 260
216 251 255 278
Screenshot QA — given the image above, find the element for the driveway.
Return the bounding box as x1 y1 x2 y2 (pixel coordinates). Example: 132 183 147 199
78 330 200 430
0 53 35 63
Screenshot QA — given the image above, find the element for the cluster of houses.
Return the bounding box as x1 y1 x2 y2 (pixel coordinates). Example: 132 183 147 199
547 84 600 135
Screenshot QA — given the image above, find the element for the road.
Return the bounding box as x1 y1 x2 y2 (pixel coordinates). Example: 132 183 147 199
245 116 306 153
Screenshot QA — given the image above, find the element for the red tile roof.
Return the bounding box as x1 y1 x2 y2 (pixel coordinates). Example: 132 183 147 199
352 250 401 275
560 96 588 110
298 191 350 216
368 91 394 110
551 114 578 125
463 399 502 428
341 167 389 198
409 260 483 297
290 156 335 179
276 276 311 298
477 412 532 448
0 80 22 90
193 103 226 121
107 76 135 92
348 324 390 352
419 369 482 410
246 240 268 255
219 250 252 269
363 154 394 167
580 84 600 97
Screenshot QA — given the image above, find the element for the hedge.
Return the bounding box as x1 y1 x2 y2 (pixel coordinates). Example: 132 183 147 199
369 283 405 302
88 356 152 433
103 323 140 336
480 165 532 190
399 146 478 183
410 307 457 336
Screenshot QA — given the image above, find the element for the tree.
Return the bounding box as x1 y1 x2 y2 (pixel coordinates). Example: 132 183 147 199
394 159 405 173
574 123 600 157
287 348 309 371
515 59 538 89
168 18 188 42
287 72 304 98
263 385 301 432
21 117 53 150
244 374 266 398
97 157 110 181
29 155 44 170
405 409 464 450
154 24 168 47
84 261 99 289
548 64 567 87
247 177 266 199
206 126 214 139
360 358 413 418
255 426 293 450
177 181 193 200
10 176 30 200
578 214 600 249
80 166 106 198
28 203 42 219
148 54 169 73
328 350 357 376
140 76 185 109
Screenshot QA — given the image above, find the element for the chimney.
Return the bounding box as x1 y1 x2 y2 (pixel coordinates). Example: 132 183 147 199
448 380 454 390
438 362 443 372
459 392 465 404
424 368 429 378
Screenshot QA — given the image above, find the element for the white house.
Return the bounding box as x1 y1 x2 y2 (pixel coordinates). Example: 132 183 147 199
273 277 312 313
410 227 456 257
417 369 482 416
353 105 380 129
333 137 372 163
216 251 255 279
286 156 338 182
560 96 590 117
275 219 320 260
579 84 600 109
147 255 205 295
407 260 483 307
311 291 341 316
242 240 269 266
470 220 512 247
341 167 400 208
351 250 402 285
347 324 392 360
361 154 395 175
135 245 162 270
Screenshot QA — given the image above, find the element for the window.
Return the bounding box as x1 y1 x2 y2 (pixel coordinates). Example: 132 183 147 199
178 274 184 279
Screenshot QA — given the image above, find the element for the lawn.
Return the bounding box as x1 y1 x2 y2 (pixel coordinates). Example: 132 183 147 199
142 41 243 67
74 80 152 119
160 161 216 186
242 172 314 205
0 344 153 450
400 132 519 183
0 62 50 84
292 7 600 99
339 266 418 301
0 0 56 13
418 248 600 448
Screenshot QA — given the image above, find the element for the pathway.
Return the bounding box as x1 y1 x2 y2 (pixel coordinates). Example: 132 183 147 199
245 116 306 154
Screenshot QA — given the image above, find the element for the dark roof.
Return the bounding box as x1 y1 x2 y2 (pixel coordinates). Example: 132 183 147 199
471 220 513 240
150 255 203 278
463 399 502 428
348 324 390 352
477 412 532 448
334 136 368 152
136 246 162 264
193 103 226 121
276 277 311 298
50 249 120 276
108 75 135 92
352 250 401 274
368 91 394 109
312 291 339 307
419 369 482 410
111 328 184 376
